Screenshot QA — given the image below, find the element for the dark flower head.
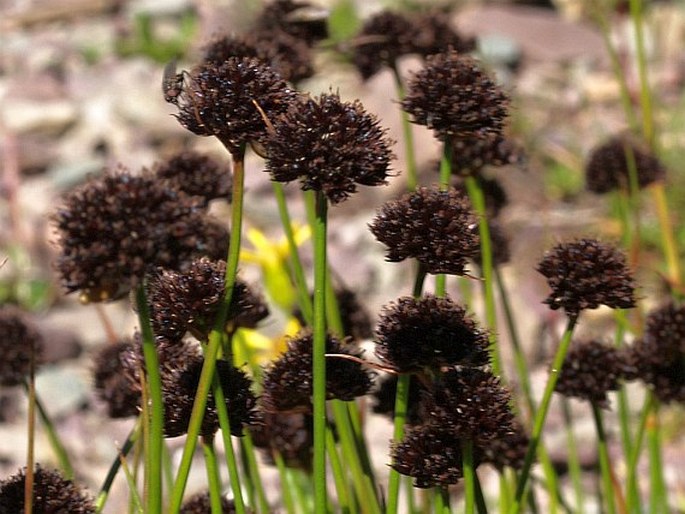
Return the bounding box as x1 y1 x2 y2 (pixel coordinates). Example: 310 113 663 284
642 302 685 365
402 50 509 142
261 330 374 412
475 220 511 267
0 465 95 513
352 10 417 80
155 150 232 205
372 374 425 425
180 491 236 513
171 57 298 154
203 31 314 85
92 339 142 418
52 168 222 303
391 424 469 488
370 185 479 275
0 305 43 387
251 411 314 470
148 258 269 341
412 11 476 57
255 0 329 47
628 341 685 404
422 368 515 444
450 135 523 177
585 134 666 194
480 421 529 471
264 92 394 204
554 339 627 408
537 238 636 317
374 294 490 373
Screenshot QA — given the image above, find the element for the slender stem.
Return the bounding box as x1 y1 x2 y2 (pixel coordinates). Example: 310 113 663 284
510 315 579 514
591 403 617 514
202 436 225 514
561 400 584 514
326 425 353 514
647 401 668 514
23 384 74 479
119 450 144 514
391 64 418 191
169 147 246 514
95 422 139 513
241 433 270 514
626 392 652 512
462 440 475 514
474 474 488 514
629 0 654 146
651 184 682 290
273 451 297 514
24 348 36 514
313 190 328 514
386 373 411 514
135 284 163 514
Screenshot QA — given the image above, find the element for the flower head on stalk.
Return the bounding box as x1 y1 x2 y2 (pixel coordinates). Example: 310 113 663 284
264 92 394 204
0 305 43 387
168 57 298 155
537 238 636 318
402 49 509 142
154 150 232 205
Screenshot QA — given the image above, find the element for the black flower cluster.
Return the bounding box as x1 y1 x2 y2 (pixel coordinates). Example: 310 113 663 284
147 258 269 342
53 168 227 303
628 302 685 403
171 57 298 154
261 330 374 412
537 239 636 317
370 186 479 275
554 339 629 408
264 92 394 204
375 294 490 373
585 134 666 194
255 0 329 47
251 411 314 470
0 465 95 513
450 135 522 177
180 491 236 513
92 339 142 418
155 150 232 205
371 374 426 425
480 422 529 471
402 50 509 142
412 11 476 58
0 305 43 387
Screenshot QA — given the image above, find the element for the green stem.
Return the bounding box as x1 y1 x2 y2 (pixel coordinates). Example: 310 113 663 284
24 349 36 514
391 64 418 191
510 314 579 514
462 440 475 514
591 403 617 514
135 284 163 514
95 422 138 513
626 392 652 512
241 433 270 514
386 373 411 514
647 400 668 514
561 400 584 514
273 451 297 514
169 146 246 514
313 190 328 514
326 425 353 514
629 0 654 146
474 474 488 514
202 436 225 514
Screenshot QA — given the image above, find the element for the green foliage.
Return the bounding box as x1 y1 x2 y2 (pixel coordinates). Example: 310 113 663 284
544 161 584 202
327 0 360 43
115 11 198 63
0 245 54 311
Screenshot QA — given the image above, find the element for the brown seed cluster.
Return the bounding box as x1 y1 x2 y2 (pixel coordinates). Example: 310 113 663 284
261 330 374 412
52 168 225 302
92 340 142 418
0 465 95 513
147 258 269 342
251 411 314 470
264 92 394 204
554 340 629 408
171 57 298 154
585 134 666 194
155 150 232 205
370 186 479 275
537 239 636 317
374 294 490 373
480 422 529 471
402 50 509 142
450 135 522 176
0 306 43 387
180 491 236 513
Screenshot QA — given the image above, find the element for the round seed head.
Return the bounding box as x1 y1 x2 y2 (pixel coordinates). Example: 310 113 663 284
261 330 374 412
480 421 529 471
251 411 314 470
412 11 476 57
92 339 142 418
264 92 394 204
371 374 425 426
370 186 479 275
642 302 685 365
52 168 220 302
585 134 666 194
155 150 232 205
628 339 685 404
450 135 522 176
0 306 43 387
148 258 269 341
536 238 636 317
172 57 298 154
180 491 236 513
352 10 417 80
554 339 627 408
402 50 509 142
374 294 490 373
0 465 95 513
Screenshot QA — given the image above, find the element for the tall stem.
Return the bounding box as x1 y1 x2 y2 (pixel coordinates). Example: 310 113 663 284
24 348 36 514
313 190 328 513
169 147 246 513
510 315 579 513
391 64 418 191
591 404 617 514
